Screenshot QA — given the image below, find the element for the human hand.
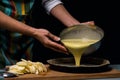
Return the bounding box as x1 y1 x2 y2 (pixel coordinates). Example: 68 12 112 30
81 21 95 25
33 28 68 54
68 21 95 28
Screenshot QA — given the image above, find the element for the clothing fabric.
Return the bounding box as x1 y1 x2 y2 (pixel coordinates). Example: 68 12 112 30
0 0 62 66
42 0 62 14
0 0 34 65
0 0 34 21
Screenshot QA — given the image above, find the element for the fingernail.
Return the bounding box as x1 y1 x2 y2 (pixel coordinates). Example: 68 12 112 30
56 37 60 41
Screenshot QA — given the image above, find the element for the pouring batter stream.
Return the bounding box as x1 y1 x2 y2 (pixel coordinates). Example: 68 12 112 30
61 39 99 66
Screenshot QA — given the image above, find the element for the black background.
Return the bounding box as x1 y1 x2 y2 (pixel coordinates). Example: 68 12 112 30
31 0 120 64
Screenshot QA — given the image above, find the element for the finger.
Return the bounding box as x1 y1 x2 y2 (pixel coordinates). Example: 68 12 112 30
49 43 68 54
45 40 68 54
50 46 68 54
48 32 60 41
86 21 95 25
81 21 95 25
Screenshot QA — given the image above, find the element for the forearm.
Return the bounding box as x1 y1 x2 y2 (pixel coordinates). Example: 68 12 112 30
42 0 80 27
50 4 80 27
0 11 37 37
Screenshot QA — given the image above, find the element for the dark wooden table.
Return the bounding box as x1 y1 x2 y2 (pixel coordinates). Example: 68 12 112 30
5 65 120 80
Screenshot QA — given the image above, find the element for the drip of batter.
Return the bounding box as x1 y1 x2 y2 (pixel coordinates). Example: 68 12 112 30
61 39 98 66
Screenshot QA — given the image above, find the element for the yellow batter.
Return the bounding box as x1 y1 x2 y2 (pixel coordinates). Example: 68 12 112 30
61 39 98 66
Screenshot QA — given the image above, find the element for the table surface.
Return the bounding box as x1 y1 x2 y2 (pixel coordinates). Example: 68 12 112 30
4 64 120 80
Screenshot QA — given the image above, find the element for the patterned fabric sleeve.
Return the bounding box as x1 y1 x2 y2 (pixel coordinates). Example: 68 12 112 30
0 0 34 21
42 0 63 14
0 0 16 17
0 0 34 65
